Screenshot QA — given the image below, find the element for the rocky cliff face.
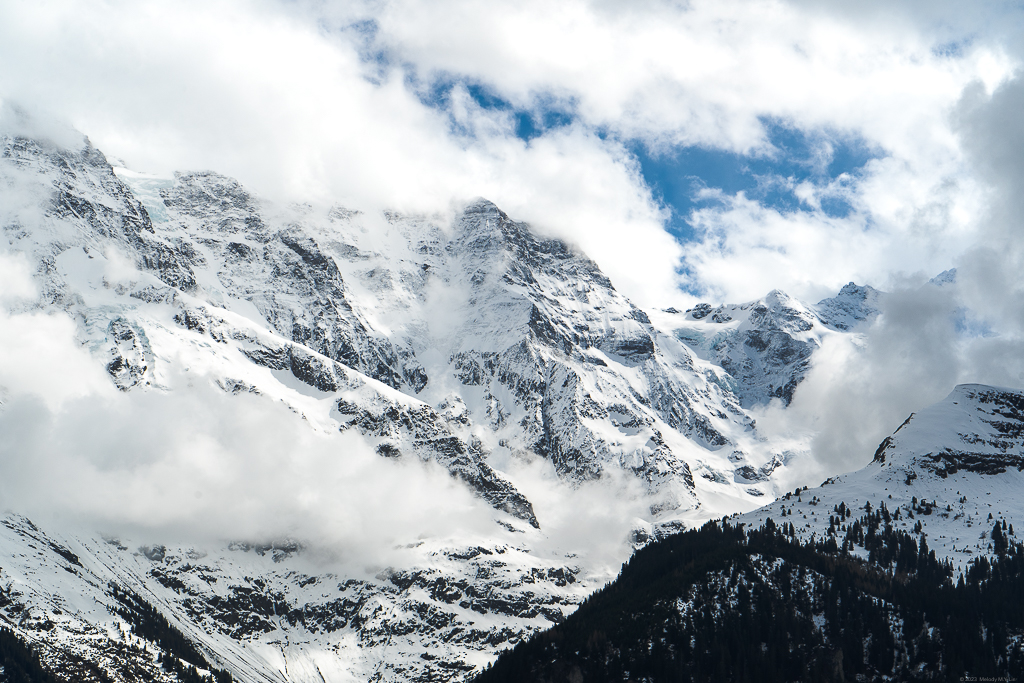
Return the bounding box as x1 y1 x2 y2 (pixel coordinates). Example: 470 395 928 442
658 283 881 408
0 128 878 681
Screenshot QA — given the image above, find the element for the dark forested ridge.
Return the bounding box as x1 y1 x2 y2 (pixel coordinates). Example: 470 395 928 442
475 502 1024 683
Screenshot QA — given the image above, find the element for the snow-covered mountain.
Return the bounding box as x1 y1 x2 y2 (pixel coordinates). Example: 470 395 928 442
1 126 851 522
652 282 881 407
0 126 891 681
740 383 1024 573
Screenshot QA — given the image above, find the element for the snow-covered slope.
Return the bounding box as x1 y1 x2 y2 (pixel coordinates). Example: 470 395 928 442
0 514 593 683
741 384 1024 574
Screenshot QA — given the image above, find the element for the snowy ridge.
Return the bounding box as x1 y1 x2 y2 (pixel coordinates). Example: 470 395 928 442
0 515 589 682
740 384 1024 574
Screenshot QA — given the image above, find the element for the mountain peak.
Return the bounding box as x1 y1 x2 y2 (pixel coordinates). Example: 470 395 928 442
930 268 957 287
815 281 881 331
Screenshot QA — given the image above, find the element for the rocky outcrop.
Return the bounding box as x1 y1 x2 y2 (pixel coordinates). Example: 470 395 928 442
668 286 882 408
106 317 152 391
815 282 881 331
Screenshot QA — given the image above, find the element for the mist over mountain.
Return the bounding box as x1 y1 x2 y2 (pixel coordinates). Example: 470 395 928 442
4 2 1024 678
0 121 916 681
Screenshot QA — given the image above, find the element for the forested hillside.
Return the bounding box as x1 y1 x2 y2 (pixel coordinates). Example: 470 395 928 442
476 510 1024 682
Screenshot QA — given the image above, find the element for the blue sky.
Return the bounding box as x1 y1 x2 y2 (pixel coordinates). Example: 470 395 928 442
426 78 882 243
629 125 880 240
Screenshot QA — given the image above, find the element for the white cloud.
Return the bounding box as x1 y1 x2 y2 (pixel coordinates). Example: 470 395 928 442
0 325 652 575
353 0 1015 306
0 254 114 410
679 150 989 304
0 251 495 562
0 251 37 304
0 282 498 564
1 0 1014 311
736 67 1024 468
0 246 648 571
0 382 511 569
367 0 1008 151
754 277 963 475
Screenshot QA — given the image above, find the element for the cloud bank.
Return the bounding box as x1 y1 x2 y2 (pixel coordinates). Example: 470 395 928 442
0 254 648 573
0 0 1016 308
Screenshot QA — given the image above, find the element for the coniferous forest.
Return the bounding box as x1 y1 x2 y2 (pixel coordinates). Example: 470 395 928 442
475 504 1024 683
109 585 234 683
0 626 62 683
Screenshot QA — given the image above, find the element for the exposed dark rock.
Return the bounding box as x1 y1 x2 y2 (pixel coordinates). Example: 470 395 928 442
688 303 712 319
105 318 151 391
